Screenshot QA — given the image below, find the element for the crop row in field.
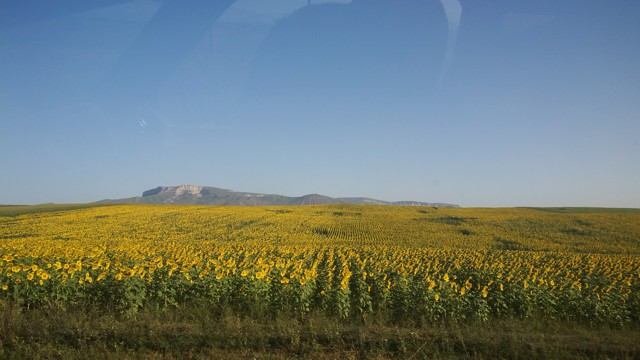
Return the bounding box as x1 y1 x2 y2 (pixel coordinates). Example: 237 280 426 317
1 204 639 325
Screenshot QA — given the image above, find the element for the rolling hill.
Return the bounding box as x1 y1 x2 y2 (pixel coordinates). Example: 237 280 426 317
98 185 457 207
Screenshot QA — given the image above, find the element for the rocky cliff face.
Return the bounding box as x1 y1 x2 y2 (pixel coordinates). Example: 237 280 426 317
143 185 206 197
173 185 205 196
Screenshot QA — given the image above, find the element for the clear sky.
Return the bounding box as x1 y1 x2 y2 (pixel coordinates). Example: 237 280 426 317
1 0 639 207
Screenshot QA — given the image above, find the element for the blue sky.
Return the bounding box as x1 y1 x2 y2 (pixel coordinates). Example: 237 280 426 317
1 0 639 207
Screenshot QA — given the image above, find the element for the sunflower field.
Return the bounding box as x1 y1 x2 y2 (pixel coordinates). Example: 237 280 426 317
1 204 639 325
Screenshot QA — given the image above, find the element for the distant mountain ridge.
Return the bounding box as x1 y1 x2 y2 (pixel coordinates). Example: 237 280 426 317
99 185 458 207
